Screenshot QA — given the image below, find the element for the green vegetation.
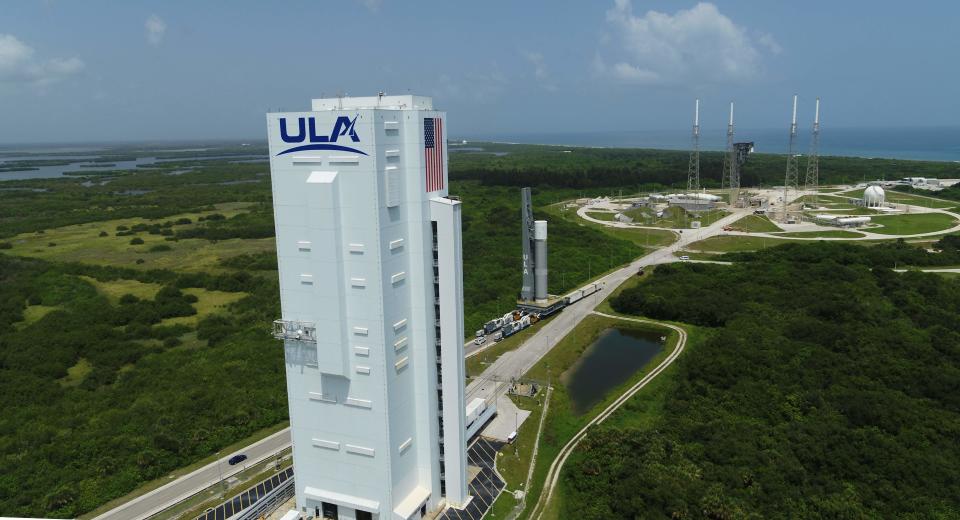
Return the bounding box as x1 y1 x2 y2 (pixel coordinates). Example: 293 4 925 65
621 205 726 229
571 242 960 518
4 142 960 517
494 314 680 520
858 187 957 208
584 210 616 221
687 235 798 252
775 230 866 238
727 214 782 232
868 212 958 235
450 142 960 190
0 254 284 517
548 203 676 250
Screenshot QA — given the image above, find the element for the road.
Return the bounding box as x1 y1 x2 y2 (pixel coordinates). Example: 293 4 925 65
98 206 749 520
91 429 291 520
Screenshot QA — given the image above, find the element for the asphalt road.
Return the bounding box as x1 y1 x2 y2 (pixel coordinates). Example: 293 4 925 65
98 207 749 520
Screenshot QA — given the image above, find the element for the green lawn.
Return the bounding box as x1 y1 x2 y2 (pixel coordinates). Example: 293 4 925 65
869 212 958 235
775 230 866 238
728 214 782 233
584 211 617 221
687 235 800 252
14 304 60 329
548 204 677 249
845 188 956 208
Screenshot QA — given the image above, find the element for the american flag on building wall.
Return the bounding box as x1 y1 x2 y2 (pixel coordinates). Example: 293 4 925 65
424 117 444 192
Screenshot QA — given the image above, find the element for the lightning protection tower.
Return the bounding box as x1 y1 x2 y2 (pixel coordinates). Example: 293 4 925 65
686 99 701 196
721 102 739 206
804 97 821 207
782 94 800 222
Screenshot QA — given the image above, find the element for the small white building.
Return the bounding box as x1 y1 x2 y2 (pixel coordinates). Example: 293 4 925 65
814 214 872 227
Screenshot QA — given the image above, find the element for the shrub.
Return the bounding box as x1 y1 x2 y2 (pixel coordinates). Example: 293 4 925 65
135 258 145 264
163 337 182 348
175 218 192 225
130 237 144 245
0 242 12 249
27 294 42 305
47 242 56 247
119 294 139 305
116 225 129 231
148 244 172 253
98 231 108 237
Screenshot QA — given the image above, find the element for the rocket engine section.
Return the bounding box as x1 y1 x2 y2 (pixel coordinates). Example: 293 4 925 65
534 220 548 301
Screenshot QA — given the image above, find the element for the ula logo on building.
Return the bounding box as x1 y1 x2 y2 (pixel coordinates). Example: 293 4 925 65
276 115 368 156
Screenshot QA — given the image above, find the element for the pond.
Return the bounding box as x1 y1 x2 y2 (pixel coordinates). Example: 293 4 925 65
561 327 665 415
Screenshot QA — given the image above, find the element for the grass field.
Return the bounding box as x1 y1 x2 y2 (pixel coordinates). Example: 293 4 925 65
14 304 59 329
845 188 956 208
550 204 677 249
775 230 867 238
80 276 162 303
5 202 270 272
869 212 958 235
686 235 800 252
584 211 616 221
728 214 782 232
159 288 249 327
621 206 727 229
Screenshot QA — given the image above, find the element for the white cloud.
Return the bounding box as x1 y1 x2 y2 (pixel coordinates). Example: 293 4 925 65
758 33 782 55
599 1 776 85
523 51 558 92
0 34 84 86
356 0 382 12
145 14 167 46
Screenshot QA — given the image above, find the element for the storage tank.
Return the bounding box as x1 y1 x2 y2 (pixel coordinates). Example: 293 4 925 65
863 185 885 207
534 220 548 300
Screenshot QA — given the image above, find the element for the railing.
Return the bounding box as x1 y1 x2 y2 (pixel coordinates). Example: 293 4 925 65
272 320 317 342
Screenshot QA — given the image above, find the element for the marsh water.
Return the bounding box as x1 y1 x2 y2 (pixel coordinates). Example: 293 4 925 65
562 327 664 415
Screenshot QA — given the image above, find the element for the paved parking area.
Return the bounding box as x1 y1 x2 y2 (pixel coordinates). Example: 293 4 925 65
436 438 506 520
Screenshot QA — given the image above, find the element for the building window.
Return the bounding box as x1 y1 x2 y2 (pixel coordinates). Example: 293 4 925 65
356 510 373 520
321 502 338 520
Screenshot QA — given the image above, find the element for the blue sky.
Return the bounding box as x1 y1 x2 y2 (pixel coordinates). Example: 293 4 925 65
2 0 958 143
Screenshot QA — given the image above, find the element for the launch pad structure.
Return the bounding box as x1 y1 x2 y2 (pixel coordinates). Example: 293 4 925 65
517 187 566 317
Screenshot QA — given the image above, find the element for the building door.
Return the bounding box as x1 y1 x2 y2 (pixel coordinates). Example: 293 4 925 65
356 510 373 520
321 502 339 520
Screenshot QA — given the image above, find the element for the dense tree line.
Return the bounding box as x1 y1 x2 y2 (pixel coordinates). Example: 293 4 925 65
0 254 283 517
559 243 960 518
449 143 960 191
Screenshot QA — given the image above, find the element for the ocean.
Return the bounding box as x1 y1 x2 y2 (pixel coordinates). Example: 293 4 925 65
463 126 960 163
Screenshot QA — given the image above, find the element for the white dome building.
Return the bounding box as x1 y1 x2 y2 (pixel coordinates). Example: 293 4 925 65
863 185 886 207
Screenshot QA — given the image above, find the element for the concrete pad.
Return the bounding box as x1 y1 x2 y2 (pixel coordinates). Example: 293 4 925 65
481 394 531 442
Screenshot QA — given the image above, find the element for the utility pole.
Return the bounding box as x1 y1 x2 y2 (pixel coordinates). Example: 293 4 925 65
782 94 800 222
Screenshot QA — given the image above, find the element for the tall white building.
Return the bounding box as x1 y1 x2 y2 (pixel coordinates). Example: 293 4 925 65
267 95 467 520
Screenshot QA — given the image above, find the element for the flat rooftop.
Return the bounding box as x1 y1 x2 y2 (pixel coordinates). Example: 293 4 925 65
311 94 433 111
